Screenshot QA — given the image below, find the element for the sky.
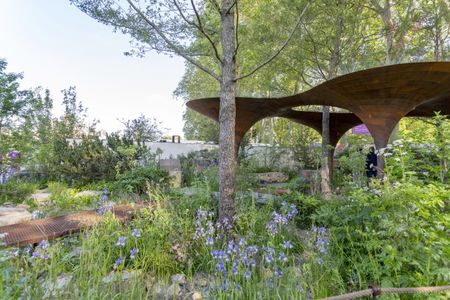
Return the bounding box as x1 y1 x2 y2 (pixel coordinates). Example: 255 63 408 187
0 0 186 137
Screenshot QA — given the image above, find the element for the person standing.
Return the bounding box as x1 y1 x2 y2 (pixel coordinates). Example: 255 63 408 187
366 146 377 178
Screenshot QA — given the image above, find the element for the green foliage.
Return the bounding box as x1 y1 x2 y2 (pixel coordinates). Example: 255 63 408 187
396 114 450 182
0 180 37 205
110 165 170 195
0 58 32 132
121 114 162 146
179 149 218 186
313 181 450 288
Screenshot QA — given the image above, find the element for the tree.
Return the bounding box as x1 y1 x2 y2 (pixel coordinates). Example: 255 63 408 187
418 0 450 61
368 0 418 64
121 114 162 146
71 0 311 221
0 59 32 134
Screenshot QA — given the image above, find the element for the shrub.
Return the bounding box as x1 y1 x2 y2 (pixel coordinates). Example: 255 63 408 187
110 165 170 194
313 181 450 288
0 180 37 205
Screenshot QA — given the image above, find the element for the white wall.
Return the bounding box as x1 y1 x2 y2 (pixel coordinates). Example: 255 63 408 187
145 142 218 160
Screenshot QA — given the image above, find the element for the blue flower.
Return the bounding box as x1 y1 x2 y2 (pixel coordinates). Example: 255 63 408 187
130 248 139 260
279 252 288 263
296 284 304 293
283 240 293 249
206 236 214 246
97 204 112 215
317 257 323 265
267 279 274 288
275 268 283 277
100 194 108 201
131 228 141 238
244 269 251 280
115 236 126 247
43 254 49 260
32 251 41 258
38 240 49 251
113 256 124 270
102 188 109 195
231 260 239 275
216 260 226 273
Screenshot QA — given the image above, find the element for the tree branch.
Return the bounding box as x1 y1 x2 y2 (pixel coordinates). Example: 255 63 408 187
235 1 311 81
208 0 221 14
171 0 222 65
126 0 220 81
234 0 240 57
300 72 313 88
225 0 238 15
190 0 222 63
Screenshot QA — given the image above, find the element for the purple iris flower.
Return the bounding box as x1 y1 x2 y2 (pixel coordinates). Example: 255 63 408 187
206 236 214 246
131 228 141 238
244 269 251 280
283 240 293 249
279 252 288 263
275 268 283 277
115 236 126 247
38 240 49 250
113 256 124 270
130 248 139 259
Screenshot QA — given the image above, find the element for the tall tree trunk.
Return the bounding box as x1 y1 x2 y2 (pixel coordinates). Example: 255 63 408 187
258 120 265 143
269 118 274 145
321 11 343 198
219 0 237 222
380 0 395 64
321 105 332 198
434 26 441 61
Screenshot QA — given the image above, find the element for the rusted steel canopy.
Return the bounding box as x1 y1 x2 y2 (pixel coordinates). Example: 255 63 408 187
186 62 450 151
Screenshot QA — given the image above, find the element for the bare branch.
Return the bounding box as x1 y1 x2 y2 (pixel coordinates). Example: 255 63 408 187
171 0 222 65
225 0 238 15
300 72 313 88
126 0 220 81
302 20 328 80
190 0 222 63
208 0 221 14
235 1 311 81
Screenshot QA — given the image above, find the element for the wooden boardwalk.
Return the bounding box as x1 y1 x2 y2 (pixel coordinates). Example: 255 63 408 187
0 203 149 247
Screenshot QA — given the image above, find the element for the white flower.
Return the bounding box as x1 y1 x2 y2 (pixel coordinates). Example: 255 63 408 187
394 158 401 162
376 148 385 155
384 153 393 157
